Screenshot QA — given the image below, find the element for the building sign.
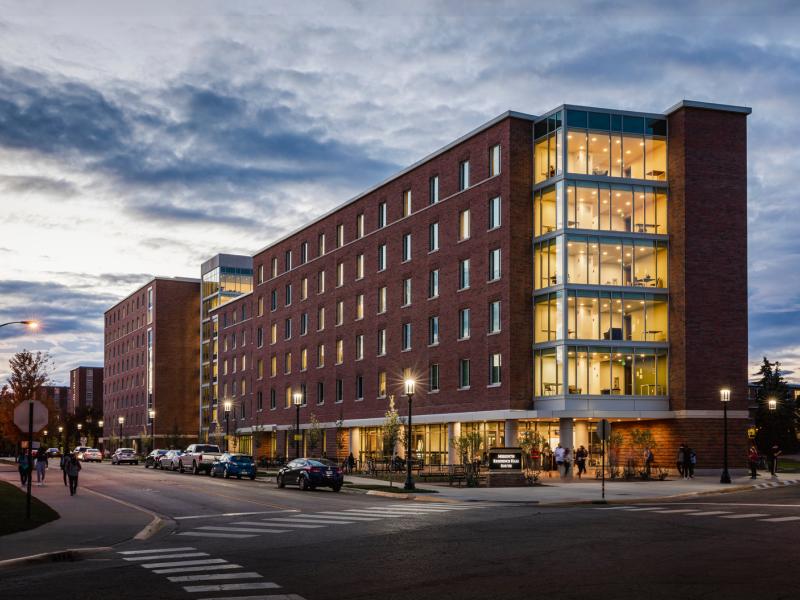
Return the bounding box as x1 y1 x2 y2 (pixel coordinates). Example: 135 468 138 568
488 448 522 471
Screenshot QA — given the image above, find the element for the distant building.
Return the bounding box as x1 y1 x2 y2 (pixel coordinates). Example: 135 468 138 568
69 366 103 413
35 385 70 418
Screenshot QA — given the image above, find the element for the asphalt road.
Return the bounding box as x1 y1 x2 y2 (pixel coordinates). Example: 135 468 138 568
2 462 799 600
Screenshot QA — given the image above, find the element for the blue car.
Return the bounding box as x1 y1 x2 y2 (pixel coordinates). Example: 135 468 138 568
210 453 257 480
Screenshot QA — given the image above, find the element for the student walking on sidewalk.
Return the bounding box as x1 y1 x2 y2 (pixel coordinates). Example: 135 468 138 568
60 453 69 486
66 453 82 496
35 447 48 486
17 452 31 487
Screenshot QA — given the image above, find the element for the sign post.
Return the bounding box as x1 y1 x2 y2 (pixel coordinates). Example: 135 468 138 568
13 399 49 520
598 419 611 501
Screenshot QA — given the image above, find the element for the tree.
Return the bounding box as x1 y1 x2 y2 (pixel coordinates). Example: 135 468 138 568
0 350 52 448
382 396 403 460
308 413 322 457
451 430 483 487
753 357 798 453
518 430 545 470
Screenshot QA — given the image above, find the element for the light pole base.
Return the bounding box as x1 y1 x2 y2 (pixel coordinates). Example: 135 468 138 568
720 469 731 484
404 479 415 491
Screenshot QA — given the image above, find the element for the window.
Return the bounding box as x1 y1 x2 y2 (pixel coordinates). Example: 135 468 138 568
378 371 387 397
300 312 308 335
488 196 501 230
270 289 277 311
336 339 344 364
534 112 563 184
271 257 278 278
256 327 264 348
402 278 412 306
459 308 470 339
317 270 326 294
316 381 324 404
402 322 412 351
257 295 264 316
489 144 501 176
378 202 387 228
428 316 439 345
258 264 265 284
355 376 363 400
489 300 501 333
317 343 325 367
459 259 470 290
377 244 387 271
428 222 439 252
378 286 387 313
300 241 308 264
355 334 364 360
488 248 501 281
459 359 471 388
458 209 470 241
284 318 292 340
285 250 292 271
428 269 439 299
317 306 325 331
300 277 308 300
403 190 412 216
459 160 470 190
257 390 264 410
285 385 292 408
257 358 264 380
284 351 292 374
489 353 502 385
356 213 364 238
356 294 364 320
356 254 364 279
270 388 276 410
301 347 308 371
336 300 344 326
336 262 344 287
429 176 439 204
318 232 326 256
285 283 292 306
336 223 345 248
402 233 412 262
336 379 343 403
534 238 562 289
429 363 440 392
270 355 277 377
377 328 386 355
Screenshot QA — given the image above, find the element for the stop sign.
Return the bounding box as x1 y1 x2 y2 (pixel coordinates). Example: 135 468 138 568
13 400 49 434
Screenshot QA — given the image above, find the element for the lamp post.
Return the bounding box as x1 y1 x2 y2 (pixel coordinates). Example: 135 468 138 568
768 397 777 411
0 320 38 330
58 426 64 455
98 420 104 455
404 378 416 491
118 416 124 449
148 410 156 453
223 400 232 452
720 388 731 484
293 392 303 458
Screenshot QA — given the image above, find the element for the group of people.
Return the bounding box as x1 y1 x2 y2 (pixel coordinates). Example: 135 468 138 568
551 443 591 479
748 443 782 479
16 448 82 495
676 444 697 479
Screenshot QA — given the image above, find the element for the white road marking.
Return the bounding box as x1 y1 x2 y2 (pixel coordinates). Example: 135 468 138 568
196 526 288 533
118 547 196 555
258 519 324 528
152 564 243 575
175 510 299 520
595 506 637 510
687 511 732 516
720 513 769 519
340 510 407 518
141 558 229 569
229 522 290 532
196 594 306 600
382 505 459 511
124 552 208 562
183 581 281 593
621 507 664 512
760 516 800 522
651 509 701 514
177 532 258 539
168 572 262 583
315 512 381 521
267 516 355 525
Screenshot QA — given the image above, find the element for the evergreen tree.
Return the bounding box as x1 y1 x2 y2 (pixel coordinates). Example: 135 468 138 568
753 357 797 453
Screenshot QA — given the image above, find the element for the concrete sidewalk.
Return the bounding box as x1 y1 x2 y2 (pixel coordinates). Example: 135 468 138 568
0 464 153 564
345 472 800 504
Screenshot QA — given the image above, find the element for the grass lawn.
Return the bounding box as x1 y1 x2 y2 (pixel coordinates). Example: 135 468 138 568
778 458 800 473
0 480 60 536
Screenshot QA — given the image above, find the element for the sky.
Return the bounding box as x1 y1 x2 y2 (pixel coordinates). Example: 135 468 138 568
1 0 799 386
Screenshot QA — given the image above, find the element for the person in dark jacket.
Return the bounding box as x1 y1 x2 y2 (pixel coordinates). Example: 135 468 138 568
66 454 82 496
35 447 49 486
676 444 686 477
768 444 782 477
575 445 588 479
17 452 31 487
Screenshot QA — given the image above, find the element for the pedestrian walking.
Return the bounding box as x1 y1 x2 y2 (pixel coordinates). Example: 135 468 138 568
347 452 355 474
60 453 69 486
688 447 696 478
676 444 685 477
748 445 760 479
35 447 49 486
681 444 693 479
644 446 654 479
575 445 588 479
768 444 782 477
66 453 82 496
554 443 566 478
17 451 31 487
563 447 572 478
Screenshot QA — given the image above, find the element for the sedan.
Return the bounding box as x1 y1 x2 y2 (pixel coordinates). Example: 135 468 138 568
210 454 257 480
159 450 185 471
111 448 139 465
46 448 61 458
144 449 169 468
277 458 343 491
83 448 103 462
73 446 90 460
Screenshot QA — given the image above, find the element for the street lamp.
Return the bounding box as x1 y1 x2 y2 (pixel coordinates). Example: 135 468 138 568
404 378 416 491
223 400 232 452
58 426 64 455
149 409 156 453
118 416 125 448
720 388 731 484
98 420 104 455
0 320 38 330
768 398 777 411
293 392 303 459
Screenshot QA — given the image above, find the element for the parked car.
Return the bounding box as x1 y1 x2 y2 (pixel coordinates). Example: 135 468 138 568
277 458 343 491
111 448 138 465
210 454 257 480
159 449 185 471
144 449 169 468
181 444 223 475
73 446 90 460
46 448 61 458
82 448 103 462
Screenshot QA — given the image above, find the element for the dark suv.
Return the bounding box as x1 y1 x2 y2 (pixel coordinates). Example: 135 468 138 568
277 458 343 492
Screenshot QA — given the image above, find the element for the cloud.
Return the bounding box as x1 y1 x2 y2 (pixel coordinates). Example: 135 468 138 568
0 175 78 197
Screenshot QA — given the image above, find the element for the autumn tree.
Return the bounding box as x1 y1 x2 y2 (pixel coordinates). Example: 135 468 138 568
0 350 53 449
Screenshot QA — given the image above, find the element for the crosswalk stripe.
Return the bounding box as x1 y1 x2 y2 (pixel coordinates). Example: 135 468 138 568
315 512 381 521
168 572 263 583
720 514 768 519
183 581 281 593
267 517 355 525
595 506 636 510
196 526 291 533
178 532 258 539
229 522 290 532
196 594 307 600
687 511 732 516
348 509 441 516
382 505 454 510
152 564 243 575
651 509 700 513
760 516 800 522
259 519 325 528
340 510 407 517
124 552 208 562
622 507 663 512
118 547 196 555
141 558 228 569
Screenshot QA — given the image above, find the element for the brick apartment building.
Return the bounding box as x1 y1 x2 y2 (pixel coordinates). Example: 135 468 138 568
212 100 750 470
103 277 200 452
69 366 103 414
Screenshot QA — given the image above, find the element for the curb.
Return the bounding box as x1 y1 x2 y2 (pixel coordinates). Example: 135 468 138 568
0 546 111 569
81 486 174 541
365 489 440 500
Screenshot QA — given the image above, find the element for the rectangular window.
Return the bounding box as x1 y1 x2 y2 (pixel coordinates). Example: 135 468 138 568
459 259 470 290
336 300 344 326
300 347 308 371
336 223 345 248
459 359 471 388
459 308 470 339
317 306 325 331
402 278 412 306
458 209 471 241
300 277 308 300
284 351 292 374
258 264 265 284
317 343 325 367
336 262 344 287
459 160 470 190
336 379 343 403
270 388 276 410
429 222 439 252
489 144 501 177
356 254 364 279
377 244 387 271
429 176 439 204
285 250 292 271
285 386 292 409
257 390 264 410
356 294 364 320
429 363 440 392
257 295 264 317
428 269 439 299
318 232 326 256
403 190 412 216
317 381 324 405
300 312 308 335
285 283 292 306
489 300 501 333
270 289 277 311
336 339 344 364
378 371 387 397
271 257 278 278
428 315 439 345
377 328 386 355
270 355 277 377
402 233 412 262
378 286 387 313
378 202 387 228
355 334 364 360
284 318 292 340
488 248 501 281
402 322 412 351
489 353 502 385
270 322 277 344
488 196 501 229
257 327 264 348
356 213 364 238
257 358 264 380
300 241 308 264
317 270 326 294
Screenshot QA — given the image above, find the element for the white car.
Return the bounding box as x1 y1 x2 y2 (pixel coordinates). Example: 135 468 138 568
73 446 90 460
82 448 103 462
159 450 185 471
111 448 139 465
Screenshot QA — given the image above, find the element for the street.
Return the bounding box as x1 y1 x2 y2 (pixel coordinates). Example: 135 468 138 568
1 462 799 599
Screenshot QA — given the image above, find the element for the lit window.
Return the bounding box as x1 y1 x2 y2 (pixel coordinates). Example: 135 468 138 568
257 358 264 379
336 300 344 326
337 223 345 248
270 355 277 377
378 286 387 314
403 190 412 216
301 347 308 371
300 277 308 300
336 339 344 364
378 371 387 397
458 209 471 241
285 385 292 408
258 295 264 317
356 254 364 279
356 294 364 320
271 257 278 278
284 352 291 374
336 262 344 287
317 270 326 294
270 322 277 344
356 213 364 238
489 144 501 177
317 343 325 367
459 160 470 190
317 306 325 331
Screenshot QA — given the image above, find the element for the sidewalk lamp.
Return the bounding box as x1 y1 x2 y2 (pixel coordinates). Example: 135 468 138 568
58 426 64 455
223 400 232 452
98 420 104 454
719 388 731 484
148 409 156 453
404 378 416 491
768 398 777 411
118 416 125 448
293 392 303 458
